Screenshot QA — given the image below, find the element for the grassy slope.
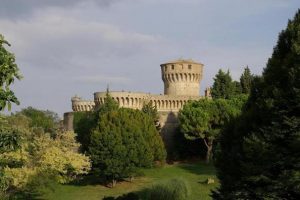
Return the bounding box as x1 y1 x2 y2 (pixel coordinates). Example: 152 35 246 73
42 162 217 200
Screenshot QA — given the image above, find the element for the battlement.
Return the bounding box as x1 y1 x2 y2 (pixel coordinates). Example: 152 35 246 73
93 91 203 112
160 59 203 96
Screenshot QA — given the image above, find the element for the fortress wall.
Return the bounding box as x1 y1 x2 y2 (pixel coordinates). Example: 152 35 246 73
72 99 95 112
93 91 202 112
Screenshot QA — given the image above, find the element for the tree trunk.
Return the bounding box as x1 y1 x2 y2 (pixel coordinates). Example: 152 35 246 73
203 138 213 164
111 179 117 188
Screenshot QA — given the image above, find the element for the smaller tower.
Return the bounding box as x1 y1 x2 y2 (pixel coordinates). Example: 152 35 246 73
160 59 203 96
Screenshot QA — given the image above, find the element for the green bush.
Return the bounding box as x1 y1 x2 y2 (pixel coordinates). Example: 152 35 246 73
145 179 189 200
89 108 166 186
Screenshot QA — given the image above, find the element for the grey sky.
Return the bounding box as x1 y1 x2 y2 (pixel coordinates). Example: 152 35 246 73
1 0 299 117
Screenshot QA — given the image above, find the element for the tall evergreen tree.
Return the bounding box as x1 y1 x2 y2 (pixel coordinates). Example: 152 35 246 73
213 10 300 199
211 69 235 99
89 108 166 187
240 66 253 94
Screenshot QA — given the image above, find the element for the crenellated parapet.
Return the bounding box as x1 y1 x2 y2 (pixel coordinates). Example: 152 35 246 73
71 95 95 112
93 91 203 112
160 59 203 96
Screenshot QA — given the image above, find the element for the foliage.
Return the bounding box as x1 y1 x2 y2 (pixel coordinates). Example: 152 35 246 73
211 70 236 99
89 108 166 186
17 106 60 136
145 179 189 200
240 66 253 94
0 130 22 153
213 10 300 199
73 111 96 152
0 34 22 111
74 91 119 153
142 101 161 131
0 114 90 197
179 95 247 163
95 90 119 118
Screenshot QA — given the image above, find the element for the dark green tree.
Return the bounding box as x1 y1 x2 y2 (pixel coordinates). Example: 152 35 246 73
73 111 96 152
240 66 253 94
213 10 300 199
89 108 166 187
142 101 161 131
74 91 118 152
0 34 22 111
211 70 235 99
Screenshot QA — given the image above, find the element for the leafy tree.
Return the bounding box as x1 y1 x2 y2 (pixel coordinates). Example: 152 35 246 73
179 96 247 163
0 114 90 198
89 108 166 187
240 66 253 94
211 70 236 99
213 10 300 199
17 107 60 137
0 34 22 111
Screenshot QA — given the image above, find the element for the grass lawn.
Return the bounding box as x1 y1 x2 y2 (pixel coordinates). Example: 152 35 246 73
41 161 218 200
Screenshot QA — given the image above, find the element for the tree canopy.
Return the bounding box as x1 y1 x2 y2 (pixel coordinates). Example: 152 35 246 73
179 95 247 163
211 70 236 99
213 9 300 199
0 34 22 111
89 108 166 187
0 112 90 198
240 66 253 94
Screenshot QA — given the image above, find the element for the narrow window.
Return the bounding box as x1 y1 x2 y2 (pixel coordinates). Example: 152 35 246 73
172 65 174 70
188 64 192 69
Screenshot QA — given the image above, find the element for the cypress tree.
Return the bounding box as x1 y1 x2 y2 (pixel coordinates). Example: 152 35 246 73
211 69 235 99
240 66 253 94
213 10 300 199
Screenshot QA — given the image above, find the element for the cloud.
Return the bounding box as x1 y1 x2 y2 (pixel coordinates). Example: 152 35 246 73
0 0 125 19
0 9 162 70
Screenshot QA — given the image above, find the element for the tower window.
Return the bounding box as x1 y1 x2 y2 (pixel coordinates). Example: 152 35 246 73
188 65 192 69
164 66 167 71
171 65 174 70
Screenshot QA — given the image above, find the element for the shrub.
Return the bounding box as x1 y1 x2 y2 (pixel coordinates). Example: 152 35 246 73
89 108 166 187
145 179 189 200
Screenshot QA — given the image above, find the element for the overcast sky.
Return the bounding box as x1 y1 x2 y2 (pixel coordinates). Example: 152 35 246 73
1 0 299 117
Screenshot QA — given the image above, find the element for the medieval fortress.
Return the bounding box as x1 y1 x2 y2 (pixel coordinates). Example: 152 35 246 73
64 59 211 150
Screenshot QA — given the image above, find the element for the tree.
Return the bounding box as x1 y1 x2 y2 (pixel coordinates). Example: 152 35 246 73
89 108 166 187
74 91 118 152
178 96 247 163
240 66 253 94
17 107 60 136
0 34 22 111
211 70 236 99
213 10 300 199
142 101 161 131
0 114 90 198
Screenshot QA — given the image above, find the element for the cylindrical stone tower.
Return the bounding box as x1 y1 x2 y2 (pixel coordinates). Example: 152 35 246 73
160 59 203 96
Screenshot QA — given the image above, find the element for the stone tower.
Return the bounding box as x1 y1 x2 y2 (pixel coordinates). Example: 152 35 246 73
160 59 203 96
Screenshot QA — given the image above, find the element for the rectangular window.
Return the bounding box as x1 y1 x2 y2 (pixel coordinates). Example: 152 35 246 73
188 65 192 69
172 65 174 70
